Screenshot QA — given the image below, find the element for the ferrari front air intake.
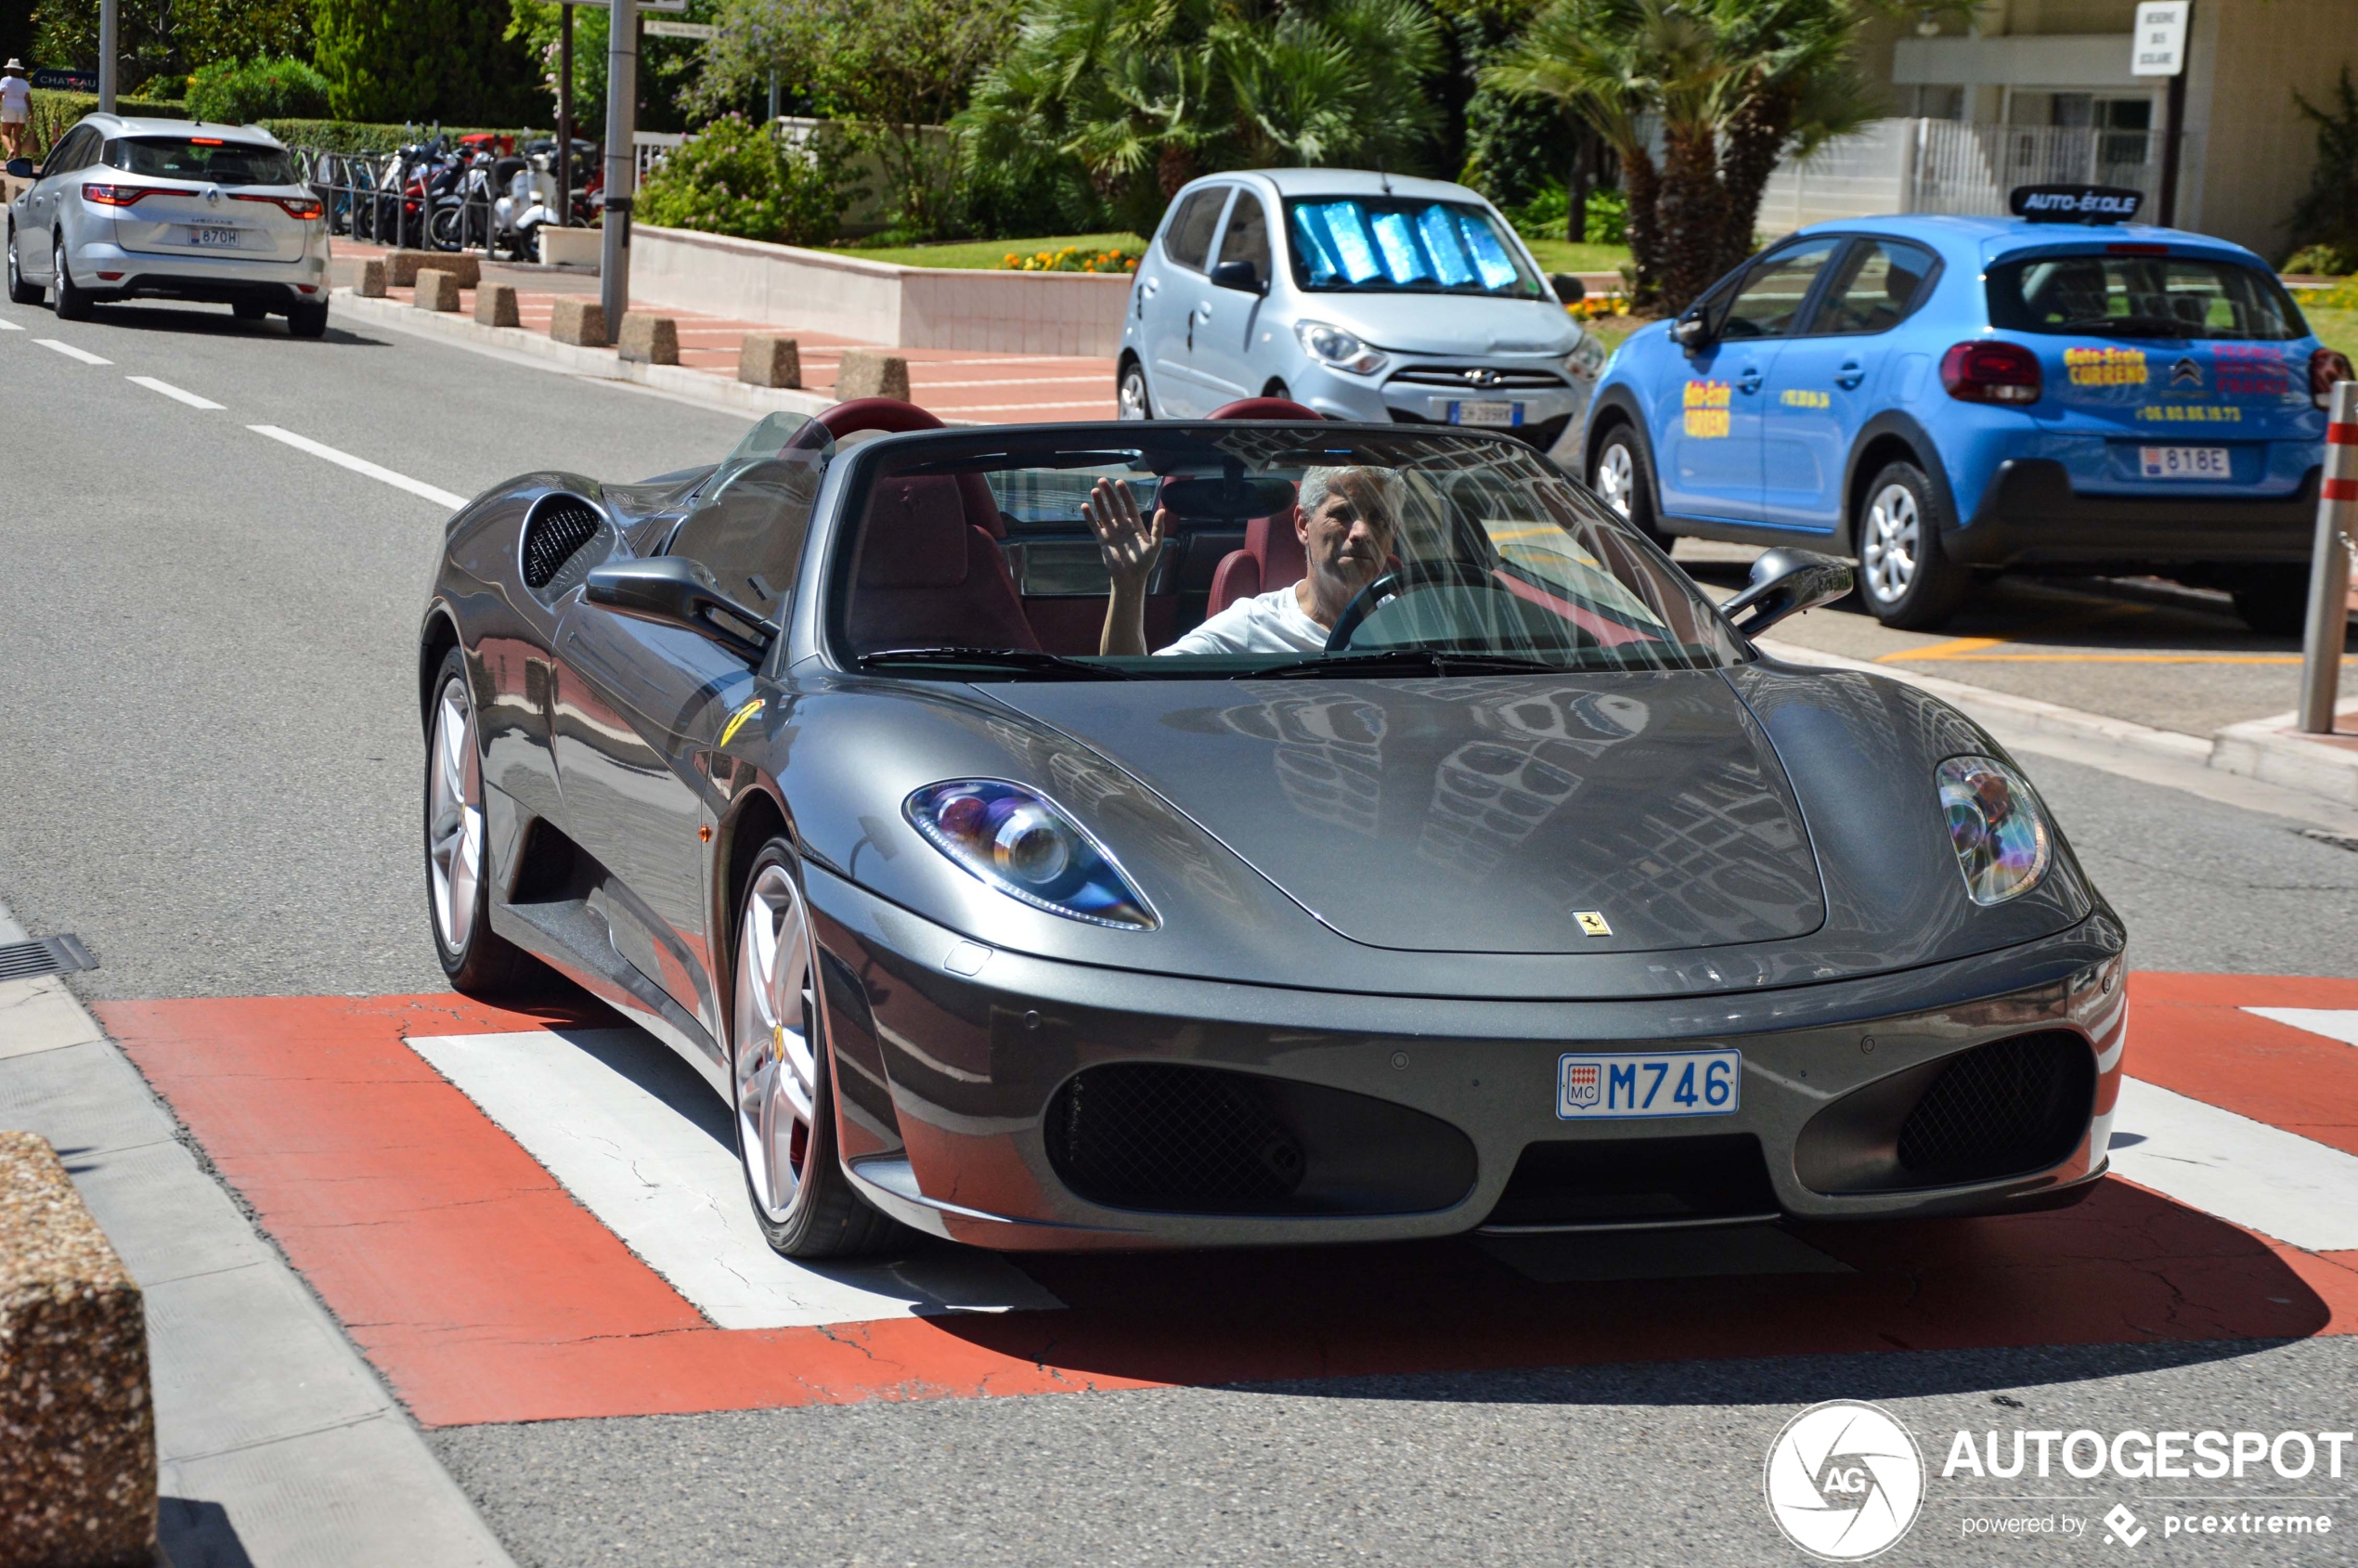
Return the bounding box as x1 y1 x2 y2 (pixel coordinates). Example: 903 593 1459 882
1896 1030 2092 1184
522 494 602 590
1047 1064 1306 1212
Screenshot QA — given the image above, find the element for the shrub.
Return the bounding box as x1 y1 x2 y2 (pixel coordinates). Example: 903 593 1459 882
256 120 547 155
636 114 861 248
187 57 332 124
26 88 185 156
1504 182 1626 246
2286 241 2358 278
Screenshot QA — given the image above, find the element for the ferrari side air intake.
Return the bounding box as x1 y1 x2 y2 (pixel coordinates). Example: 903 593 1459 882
1795 1030 2097 1195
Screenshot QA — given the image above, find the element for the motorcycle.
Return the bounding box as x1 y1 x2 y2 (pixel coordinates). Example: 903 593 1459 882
486 153 559 262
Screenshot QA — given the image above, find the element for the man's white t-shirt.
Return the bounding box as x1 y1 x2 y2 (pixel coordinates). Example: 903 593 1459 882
0 78 31 118
1157 587 1328 655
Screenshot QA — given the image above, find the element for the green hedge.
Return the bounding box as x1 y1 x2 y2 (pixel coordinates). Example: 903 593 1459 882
255 119 551 155
26 90 188 156
19 91 544 161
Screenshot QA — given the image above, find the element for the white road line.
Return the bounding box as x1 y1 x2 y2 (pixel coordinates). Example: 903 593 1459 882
33 337 110 365
2109 1077 2358 1251
245 424 468 509
126 375 226 410
0 317 22 330
2244 1007 2358 1048
406 1029 1062 1328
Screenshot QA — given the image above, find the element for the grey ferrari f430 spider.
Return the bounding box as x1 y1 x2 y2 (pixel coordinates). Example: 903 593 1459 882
419 396 2125 1258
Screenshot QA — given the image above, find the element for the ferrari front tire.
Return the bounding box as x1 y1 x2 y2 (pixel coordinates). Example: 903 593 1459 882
424 646 535 995
732 840 900 1258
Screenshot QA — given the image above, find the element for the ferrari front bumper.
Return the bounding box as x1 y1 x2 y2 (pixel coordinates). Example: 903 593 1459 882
806 864 2127 1251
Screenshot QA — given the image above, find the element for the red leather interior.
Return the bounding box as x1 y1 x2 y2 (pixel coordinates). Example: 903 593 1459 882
821 397 1006 539
1206 506 1306 617
849 474 1040 653
1205 396 1322 421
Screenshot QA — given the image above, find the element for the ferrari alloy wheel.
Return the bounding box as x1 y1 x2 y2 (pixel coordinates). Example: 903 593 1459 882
1855 460 1967 630
424 645 532 994
6 228 39 306
1118 360 1151 421
732 840 900 1258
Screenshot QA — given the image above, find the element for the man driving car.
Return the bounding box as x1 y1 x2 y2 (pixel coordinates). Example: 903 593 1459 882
1086 466 1401 656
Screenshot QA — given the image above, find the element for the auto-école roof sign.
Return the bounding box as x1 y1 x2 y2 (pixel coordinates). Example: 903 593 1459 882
2008 185 2145 225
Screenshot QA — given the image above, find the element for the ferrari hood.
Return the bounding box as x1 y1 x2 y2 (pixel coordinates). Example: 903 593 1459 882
986 672 1826 954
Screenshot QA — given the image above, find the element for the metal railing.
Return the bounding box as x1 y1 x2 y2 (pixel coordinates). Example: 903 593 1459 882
1761 118 2175 234
300 145 595 255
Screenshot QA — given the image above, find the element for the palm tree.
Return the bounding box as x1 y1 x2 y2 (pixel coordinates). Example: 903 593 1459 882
960 0 1442 229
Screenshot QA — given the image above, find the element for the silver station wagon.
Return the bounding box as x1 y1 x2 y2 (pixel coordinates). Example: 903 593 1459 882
6 114 330 335
1120 169 1602 461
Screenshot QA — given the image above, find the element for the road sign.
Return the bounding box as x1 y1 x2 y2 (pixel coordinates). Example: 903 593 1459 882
2132 1 2188 75
32 67 97 91
643 19 717 37
560 0 689 9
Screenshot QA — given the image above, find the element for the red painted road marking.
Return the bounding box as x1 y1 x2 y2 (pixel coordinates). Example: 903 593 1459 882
2121 973 2358 1157
96 978 2358 1429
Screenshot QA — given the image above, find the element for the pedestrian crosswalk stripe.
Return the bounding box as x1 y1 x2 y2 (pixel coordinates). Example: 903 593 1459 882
2108 1077 2358 1251
2244 1007 2358 1049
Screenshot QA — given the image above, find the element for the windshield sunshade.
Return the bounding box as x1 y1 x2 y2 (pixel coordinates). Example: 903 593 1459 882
1287 199 1538 298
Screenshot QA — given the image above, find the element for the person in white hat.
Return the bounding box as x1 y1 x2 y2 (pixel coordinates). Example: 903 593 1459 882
0 62 29 162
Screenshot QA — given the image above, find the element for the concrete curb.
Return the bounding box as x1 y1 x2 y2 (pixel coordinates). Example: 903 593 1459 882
2210 704 2358 807
330 288 836 421
0 898 517 1568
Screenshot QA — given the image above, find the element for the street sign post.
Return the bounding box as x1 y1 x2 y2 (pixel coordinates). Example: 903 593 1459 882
2299 382 2358 734
97 0 117 112
600 0 639 330
2134 1 2193 225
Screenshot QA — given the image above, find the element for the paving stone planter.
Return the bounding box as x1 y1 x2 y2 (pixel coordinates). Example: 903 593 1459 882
0 1132 156 1568
630 225 1131 356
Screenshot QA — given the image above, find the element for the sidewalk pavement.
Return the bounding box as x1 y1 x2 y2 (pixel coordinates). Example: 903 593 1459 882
0 897 514 1568
328 240 1117 425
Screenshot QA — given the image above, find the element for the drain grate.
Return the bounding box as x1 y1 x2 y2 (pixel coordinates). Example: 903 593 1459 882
0 934 97 983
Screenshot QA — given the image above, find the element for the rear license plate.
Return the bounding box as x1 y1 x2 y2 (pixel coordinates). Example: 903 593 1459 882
1449 399 1522 427
1558 1049 1741 1120
2139 445 2230 479
188 226 244 248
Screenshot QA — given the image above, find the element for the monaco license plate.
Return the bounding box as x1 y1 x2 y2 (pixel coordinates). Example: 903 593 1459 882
188 225 245 248
1558 1049 1741 1121
2139 445 2230 479
1448 398 1522 427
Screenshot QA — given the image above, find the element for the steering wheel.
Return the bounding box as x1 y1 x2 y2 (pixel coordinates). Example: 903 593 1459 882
1324 560 1510 652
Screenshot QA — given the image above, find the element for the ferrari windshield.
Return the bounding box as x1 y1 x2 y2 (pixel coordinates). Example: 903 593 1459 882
835 426 1743 679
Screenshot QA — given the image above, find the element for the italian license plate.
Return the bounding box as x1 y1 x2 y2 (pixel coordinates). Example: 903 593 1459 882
188 226 244 248
2139 445 2230 479
1448 399 1522 427
1558 1049 1741 1120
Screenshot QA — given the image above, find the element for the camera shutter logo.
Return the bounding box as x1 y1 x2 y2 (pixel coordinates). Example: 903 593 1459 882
1763 1401 1924 1560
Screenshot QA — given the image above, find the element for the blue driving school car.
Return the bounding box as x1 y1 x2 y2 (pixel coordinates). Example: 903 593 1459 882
1583 185 2350 631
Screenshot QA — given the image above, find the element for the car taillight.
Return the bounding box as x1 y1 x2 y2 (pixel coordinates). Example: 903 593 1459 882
230 193 324 220
81 183 182 206
2311 347 2354 409
1941 340 2043 406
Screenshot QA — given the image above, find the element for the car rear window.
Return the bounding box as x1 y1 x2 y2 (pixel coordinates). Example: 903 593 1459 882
1286 198 1542 299
108 136 301 187
1987 252 2307 341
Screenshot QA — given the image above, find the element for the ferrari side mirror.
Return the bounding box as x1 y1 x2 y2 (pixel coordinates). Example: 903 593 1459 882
585 557 776 664
1720 548 1853 636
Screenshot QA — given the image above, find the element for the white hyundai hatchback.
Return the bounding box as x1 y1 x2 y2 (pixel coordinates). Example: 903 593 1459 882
6 115 330 335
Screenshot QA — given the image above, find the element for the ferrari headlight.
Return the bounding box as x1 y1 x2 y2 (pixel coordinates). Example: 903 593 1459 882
1295 320 1389 376
1936 756 2052 905
906 780 1157 930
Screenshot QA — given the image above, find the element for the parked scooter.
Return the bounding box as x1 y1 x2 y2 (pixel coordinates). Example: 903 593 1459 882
487 152 559 262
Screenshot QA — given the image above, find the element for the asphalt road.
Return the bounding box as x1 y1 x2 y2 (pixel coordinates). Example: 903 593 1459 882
4 292 2356 1567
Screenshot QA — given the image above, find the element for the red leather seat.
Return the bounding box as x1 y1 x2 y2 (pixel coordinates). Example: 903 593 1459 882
842 417 1039 653
1206 504 1307 617
1202 397 1319 616
849 475 1039 654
